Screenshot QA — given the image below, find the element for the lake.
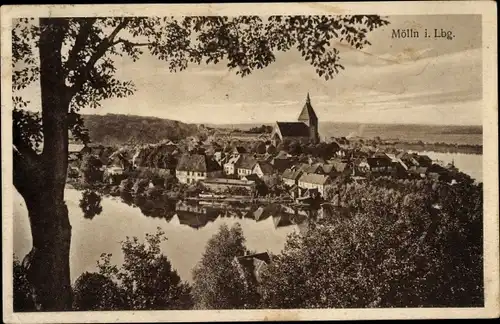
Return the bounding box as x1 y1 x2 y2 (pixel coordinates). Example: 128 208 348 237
13 151 482 285
13 190 306 284
409 151 482 182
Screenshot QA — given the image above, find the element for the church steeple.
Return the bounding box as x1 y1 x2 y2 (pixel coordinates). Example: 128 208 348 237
298 92 319 143
298 92 318 124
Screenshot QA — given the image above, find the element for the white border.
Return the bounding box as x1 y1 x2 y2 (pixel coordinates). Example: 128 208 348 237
2 2 498 322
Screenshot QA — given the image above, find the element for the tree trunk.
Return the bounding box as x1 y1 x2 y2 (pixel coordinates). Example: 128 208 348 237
18 17 73 311
23 194 72 311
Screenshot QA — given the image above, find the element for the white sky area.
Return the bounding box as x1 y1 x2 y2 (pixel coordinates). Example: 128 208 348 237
18 15 482 125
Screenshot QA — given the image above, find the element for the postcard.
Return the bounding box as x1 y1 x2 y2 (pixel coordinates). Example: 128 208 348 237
1 2 498 323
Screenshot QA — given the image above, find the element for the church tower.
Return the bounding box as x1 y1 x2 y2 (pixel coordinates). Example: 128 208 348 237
298 92 319 143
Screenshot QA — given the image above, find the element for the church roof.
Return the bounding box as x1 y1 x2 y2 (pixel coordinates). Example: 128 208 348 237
276 122 310 137
297 93 318 122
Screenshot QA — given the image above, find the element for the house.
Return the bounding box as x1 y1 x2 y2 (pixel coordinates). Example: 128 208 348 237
297 173 332 197
233 252 272 285
427 163 450 180
409 166 428 178
107 150 132 171
266 143 277 154
296 163 325 174
275 150 292 159
175 153 222 184
270 157 292 173
213 151 225 166
271 93 320 146
398 152 420 168
414 154 433 167
282 168 303 187
68 143 90 161
236 154 257 178
335 148 348 158
252 161 274 179
223 155 241 175
232 146 247 155
322 160 350 177
366 157 394 173
242 174 261 183
355 159 371 175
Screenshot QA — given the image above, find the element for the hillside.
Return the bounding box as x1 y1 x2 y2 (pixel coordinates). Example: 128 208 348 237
82 114 200 146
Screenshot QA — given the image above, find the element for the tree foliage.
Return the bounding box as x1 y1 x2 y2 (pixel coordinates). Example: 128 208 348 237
13 256 36 312
13 15 389 150
192 223 258 309
259 179 483 308
72 272 124 310
79 154 104 184
94 227 193 310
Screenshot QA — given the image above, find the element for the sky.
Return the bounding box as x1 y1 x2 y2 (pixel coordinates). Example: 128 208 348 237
18 14 483 125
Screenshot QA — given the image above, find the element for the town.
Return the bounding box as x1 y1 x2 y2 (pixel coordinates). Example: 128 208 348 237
68 93 472 210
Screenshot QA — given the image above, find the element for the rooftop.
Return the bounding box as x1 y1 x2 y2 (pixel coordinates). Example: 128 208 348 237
276 122 310 137
176 153 221 172
282 168 303 180
299 172 331 185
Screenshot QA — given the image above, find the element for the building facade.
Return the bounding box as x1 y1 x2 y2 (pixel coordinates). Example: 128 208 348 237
297 172 332 197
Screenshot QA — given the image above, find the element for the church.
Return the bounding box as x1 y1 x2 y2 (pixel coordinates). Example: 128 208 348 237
271 93 320 146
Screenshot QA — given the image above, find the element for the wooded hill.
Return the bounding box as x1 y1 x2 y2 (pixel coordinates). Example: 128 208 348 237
82 114 200 146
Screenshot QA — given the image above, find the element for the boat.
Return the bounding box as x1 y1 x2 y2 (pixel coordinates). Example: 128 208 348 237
198 193 226 199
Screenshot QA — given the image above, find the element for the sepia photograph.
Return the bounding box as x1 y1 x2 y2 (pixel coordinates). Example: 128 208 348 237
2 2 498 323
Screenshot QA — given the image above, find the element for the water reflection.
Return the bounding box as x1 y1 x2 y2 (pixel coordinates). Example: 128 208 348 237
79 190 103 220
111 189 320 233
16 188 335 283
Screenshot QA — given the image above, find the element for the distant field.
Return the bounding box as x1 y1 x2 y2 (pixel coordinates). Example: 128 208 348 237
212 122 483 146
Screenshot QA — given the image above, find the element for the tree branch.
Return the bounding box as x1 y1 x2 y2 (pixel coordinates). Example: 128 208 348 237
65 18 97 74
13 145 44 199
70 18 130 94
112 38 152 47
